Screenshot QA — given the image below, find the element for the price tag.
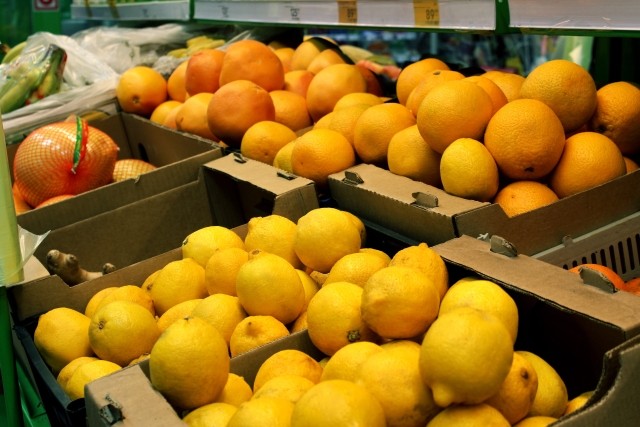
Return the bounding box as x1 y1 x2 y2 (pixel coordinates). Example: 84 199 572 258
338 1 358 25
413 0 440 27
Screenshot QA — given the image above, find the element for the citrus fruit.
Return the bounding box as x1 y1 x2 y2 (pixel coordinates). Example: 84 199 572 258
387 124 442 186
235 250 306 324
426 403 510 427
175 92 219 140
312 104 370 146
517 350 568 418
283 69 314 98
191 293 248 345
252 349 323 392
84 287 117 319
405 69 465 115
440 137 500 202
274 46 295 73
56 356 99 391
229 315 290 357
219 39 284 91
243 214 303 269
465 74 509 116
269 90 312 131
294 207 362 273
297 269 320 310
307 48 347 74
216 373 253 406
156 299 202 332
352 102 416 165
388 242 449 299
184 48 225 96
273 141 296 172
493 181 559 217
568 263 625 290
564 390 593 415
483 70 525 103
93 284 155 316
324 251 389 288
182 225 245 267
305 281 378 356
290 379 386 427
252 374 315 404
519 59 597 133
624 156 639 173
64 359 121 401
290 38 332 70
513 415 559 427
320 341 382 382
333 92 383 111
112 159 157 182
419 307 513 407
150 317 230 410
33 307 94 374
204 247 248 296
396 57 450 105
416 80 493 154
182 402 237 427
589 81 640 155
150 100 182 125
240 120 298 165
116 65 167 116
361 266 440 339
150 258 207 316
306 63 368 122
166 60 188 102
227 396 294 427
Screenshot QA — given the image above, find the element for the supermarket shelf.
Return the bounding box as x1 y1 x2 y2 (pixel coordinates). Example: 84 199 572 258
193 0 496 31
70 1 191 21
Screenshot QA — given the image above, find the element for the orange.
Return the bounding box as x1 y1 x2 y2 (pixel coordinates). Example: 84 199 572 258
568 263 625 291
356 64 384 96
519 59 597 133
162 106 179 130
116 66 168 117
395 57 450 105
184 48 225 96
405 69 465 115
482 71 525 103
465 75 508 116
167 60 188 102
313 104 370 146
269 90 312 131
352 102 416 165
621 277 640 295
549 132 626 198
624 157 639 174
484 99 566 180
290 39 327 71
493 181 559 217
307 48 347 74
12 183 32 213
387 124 441 187
333 92 383 111
588 81 640 155
416 80 493 154
306 63 367 122
35 195 74 209
206 80 276 148
175 92 219 141
274 46 295 73
283 70 315 98
291 129 356 190
219 39 285 92
150 100 182 125
240 121 298 165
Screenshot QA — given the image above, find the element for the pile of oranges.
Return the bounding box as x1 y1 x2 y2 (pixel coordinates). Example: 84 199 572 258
115 37 640 212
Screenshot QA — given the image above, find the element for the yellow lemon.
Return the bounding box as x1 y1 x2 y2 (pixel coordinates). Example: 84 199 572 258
253 349 323 392
291 379 386 427
387 124 442 187
236 250 305 324
94 284 155 316
57 356 99 390
324 251 389 288
244 214 303 269
34 307 94 374
320 341 382 382
64 359 121 401
296 269 320 310
294 208 362 273
290 310 308 333
426 403 510 427
389 242 449 299
439 278 519 343
356 340 440 427
216 373 254 406
191 294 248 345
204 247 248 296
252 374 315 404
150 317 230 410
156 299 203 333
564 390 594 415
182 226 245 267
513 415 559 427
88 300 161 366
517 351 568 418
342 210 367 247
229 315 290 357
360 247 391 264
419 307 513 407
141 269 161 295
182 402 238 427
84 287 117 318
273 141 296 173
306 281 378 356
485 351 539 424
227 396 294 427
150 258 207 316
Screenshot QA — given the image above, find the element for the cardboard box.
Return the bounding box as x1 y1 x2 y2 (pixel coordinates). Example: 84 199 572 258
78 235 640 426
328 163 640 257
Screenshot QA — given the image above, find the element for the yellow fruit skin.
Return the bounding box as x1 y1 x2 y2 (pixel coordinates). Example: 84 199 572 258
151 258 207 316
56 356 99 390
229 315 290 357
426 403 510 427
389 243 448 300
215 373 253 407
227 396 294 427
253 374 315 404
517 351 568 418
252 349 323 393
244 215 303 269
182 402 237 427
64 359 121 401
321 341 382 382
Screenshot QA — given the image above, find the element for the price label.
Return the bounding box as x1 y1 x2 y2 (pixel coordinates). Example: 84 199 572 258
413 0 440 27
338 1 358 24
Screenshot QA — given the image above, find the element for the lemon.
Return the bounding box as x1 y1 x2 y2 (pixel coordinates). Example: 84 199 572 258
84 287 117 318
236 250 306 324
64 359 121 401
94 284 155 316
294 207 362 273
320 341 382 382
324 251 389 287
141 269 161 295
150 317 230 410
150 258 207 316
517 351 568 418
253 349 323 392
191 294 248 345
56 356 99 390
485 351 539 424
252 374 315 404
244 215 303 269
439 278 519 343
389 242 449 299
227 397 295 427
33 307 95 374
513 415 559 427
216 373 254 406
290 310 308 333
355 340 440 427
128 353 150 366
342 211 367 246
419 307 513 407
182 226 245 267
88 300 161 366
296 269 320 310
229 315 290 357
273 141 296 172
361 265 440 339
182 402 238 427
564 390 593 415
204 247 249 296
156 299 203 332
426 403 510 427
359 247 391 264
291 379 386 427
306 281 378 356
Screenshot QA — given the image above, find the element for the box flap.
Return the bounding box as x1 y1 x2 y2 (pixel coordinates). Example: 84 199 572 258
328 163 487 245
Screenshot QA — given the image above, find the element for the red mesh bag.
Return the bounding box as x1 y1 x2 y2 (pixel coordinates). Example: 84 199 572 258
13 118 119 207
